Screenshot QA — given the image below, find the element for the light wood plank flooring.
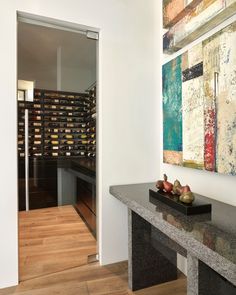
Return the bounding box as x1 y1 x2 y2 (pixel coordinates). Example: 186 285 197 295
0 262 186 295
0 205 187 295
19 205 97 281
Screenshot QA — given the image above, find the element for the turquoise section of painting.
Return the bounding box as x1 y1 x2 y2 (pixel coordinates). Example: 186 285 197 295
163 56 182 151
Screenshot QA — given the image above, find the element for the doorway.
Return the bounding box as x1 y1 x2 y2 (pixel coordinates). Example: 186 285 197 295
17 16 98 281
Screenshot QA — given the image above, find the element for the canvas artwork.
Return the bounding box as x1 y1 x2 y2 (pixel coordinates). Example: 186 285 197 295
163 0 236 54
163 21 236 175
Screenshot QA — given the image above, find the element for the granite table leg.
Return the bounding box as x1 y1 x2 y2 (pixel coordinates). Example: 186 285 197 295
128 209 178 291
187 253 236 295
198 260 236 295
187 253 199 295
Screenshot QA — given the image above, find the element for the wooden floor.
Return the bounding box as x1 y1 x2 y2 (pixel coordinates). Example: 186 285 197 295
19 205 97 281
0 205 187 295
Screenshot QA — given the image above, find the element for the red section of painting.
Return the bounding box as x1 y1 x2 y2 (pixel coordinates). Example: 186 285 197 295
204 108 216 171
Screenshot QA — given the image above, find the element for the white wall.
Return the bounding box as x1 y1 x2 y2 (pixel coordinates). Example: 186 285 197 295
18 57 96 93
0 0 161 289
60 66 95 92
18 59 57 90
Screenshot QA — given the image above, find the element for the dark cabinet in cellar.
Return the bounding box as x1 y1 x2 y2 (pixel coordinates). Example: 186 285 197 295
76 176 96 236
18 158 57 211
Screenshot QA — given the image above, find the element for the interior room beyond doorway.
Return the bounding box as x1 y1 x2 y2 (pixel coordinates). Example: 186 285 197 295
17 19 98 281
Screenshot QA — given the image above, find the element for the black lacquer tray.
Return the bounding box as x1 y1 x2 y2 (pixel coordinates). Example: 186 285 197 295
149 189 212 216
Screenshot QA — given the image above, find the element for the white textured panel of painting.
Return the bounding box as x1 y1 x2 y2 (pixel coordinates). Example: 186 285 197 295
216 24 236 175
182 76 205 168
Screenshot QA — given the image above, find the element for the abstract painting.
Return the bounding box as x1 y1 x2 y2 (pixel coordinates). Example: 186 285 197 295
163 21 236 175
163 0 236 54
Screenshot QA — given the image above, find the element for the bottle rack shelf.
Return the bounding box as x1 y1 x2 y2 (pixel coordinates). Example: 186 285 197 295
18 87 96 159
85 85 96 158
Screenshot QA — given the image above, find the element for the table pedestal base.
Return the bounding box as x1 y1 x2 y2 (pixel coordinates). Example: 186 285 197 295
128 209 178 291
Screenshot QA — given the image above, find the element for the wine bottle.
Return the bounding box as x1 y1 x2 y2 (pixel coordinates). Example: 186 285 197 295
33 122 41 127
49 123 58 127
87 127 95 133
66 141 74 145
33 116 41 120
88 140 96 145
67 123 74 127
61 146 71 151
32 110 41 115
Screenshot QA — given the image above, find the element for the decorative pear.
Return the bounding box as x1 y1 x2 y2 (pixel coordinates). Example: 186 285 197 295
172 180 182 195
163 174 173 193
179 191 195 204
181 185 191 193
156 180 164 190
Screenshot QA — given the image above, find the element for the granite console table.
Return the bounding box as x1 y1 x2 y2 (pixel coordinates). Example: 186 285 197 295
110 183 236 295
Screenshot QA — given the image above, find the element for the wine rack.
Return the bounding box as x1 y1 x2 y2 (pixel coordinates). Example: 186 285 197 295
86 84 96 158
17 87 96 159
18 100 44 158
18 102 25 158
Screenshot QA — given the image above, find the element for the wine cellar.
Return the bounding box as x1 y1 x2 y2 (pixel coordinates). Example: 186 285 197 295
18 87 96 159
18 85 97 236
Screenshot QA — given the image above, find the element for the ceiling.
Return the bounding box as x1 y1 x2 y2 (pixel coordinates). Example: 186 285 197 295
18 21 96 70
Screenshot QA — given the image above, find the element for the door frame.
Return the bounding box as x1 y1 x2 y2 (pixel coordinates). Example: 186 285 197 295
17 10 101 281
